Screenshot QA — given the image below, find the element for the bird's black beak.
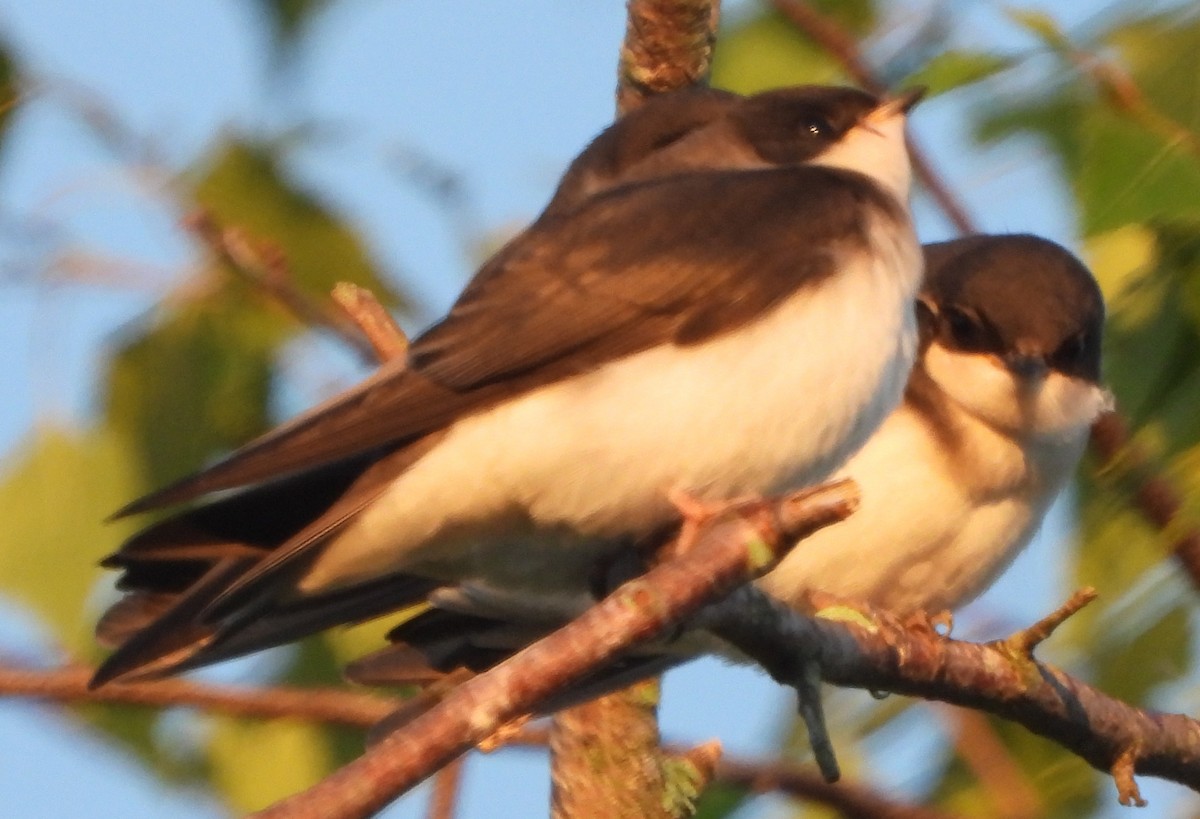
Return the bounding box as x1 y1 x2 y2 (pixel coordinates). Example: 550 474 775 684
895 86 926 113
1004 353 1049 381
873 86 926 119
862 88 926 134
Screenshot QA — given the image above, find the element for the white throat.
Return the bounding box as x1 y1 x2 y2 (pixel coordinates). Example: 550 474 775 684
922 344 1111 440
810 112 912 201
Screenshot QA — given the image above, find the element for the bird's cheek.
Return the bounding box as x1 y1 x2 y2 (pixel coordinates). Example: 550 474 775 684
1027 375 1112 437
924 345 1023 431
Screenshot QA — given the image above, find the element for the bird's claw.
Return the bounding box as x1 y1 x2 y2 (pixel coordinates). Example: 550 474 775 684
666 487 758 556
904 609 954 637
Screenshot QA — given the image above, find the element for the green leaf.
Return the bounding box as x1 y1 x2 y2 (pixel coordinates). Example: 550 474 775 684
976 94 1084 183
977 13 1200 236
104 300 276 488
0 425 228 780
979 100 1200 235
900 50 1011 98
255 0 332 48
0 426 141 651
1004 8 1072 51
1089 223 1200 438
1076 111 1200 234
1068 218 1200 718
1095 603 1191 702
0 41 19 151
1105 14 1200 130
207 716 337 813
104 137 408 486
805 0 876 36
934 714 1101 818
1072 470 1190 684
711 11 849 95
690 782 747 819
203 638 365 812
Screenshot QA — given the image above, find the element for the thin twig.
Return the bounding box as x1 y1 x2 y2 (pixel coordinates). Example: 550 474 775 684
1001 586 1097 657
425 758 466 819
1112 746 1148 808
182 208 376 361
0 663 394 728
714 755 962 819
331 281 409 364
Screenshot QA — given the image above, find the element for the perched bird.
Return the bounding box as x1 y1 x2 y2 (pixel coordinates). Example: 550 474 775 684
758 232 1110 614
92 84 924 686
352 233 1110 694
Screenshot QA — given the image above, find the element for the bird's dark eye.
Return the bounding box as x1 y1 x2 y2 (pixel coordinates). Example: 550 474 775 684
1051 333 1086 371
943 306 991 352
802 118 833 138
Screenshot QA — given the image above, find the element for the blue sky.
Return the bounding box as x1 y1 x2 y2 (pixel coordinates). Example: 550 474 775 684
0 0 1193 816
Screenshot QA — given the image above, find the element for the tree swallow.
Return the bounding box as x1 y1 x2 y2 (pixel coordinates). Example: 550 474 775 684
758 232 1110 615
91 84 924 686
348 233 1110 695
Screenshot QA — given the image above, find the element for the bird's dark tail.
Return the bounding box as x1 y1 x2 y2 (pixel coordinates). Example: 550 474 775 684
345 601 685 737
91 453 434 687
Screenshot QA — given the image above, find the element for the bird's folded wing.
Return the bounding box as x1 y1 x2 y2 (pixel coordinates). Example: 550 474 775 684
119 166 888 515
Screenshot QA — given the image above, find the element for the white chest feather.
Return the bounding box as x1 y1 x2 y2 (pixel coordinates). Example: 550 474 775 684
758 363 1101 615
301 219 920 594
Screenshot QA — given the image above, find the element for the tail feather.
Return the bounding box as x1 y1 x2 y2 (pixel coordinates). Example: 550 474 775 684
93 558 441 687
91 557 256 687
92 449 433 686
95 591 182 649
178 573 441 673
346 600 688 722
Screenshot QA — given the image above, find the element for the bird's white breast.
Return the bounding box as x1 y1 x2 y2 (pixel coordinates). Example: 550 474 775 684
758 364 1098 615
299 216 920 596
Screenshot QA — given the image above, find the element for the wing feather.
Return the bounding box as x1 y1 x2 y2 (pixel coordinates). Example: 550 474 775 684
118 166 894 515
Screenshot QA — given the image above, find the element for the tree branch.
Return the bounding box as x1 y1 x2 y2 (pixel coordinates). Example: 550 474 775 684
549 681 679 818
713 755 962 819
248 481 860 819
425 757 466 819
0 663 394 728
617 0 720 115
0 664 958 817
700 584 1200 805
